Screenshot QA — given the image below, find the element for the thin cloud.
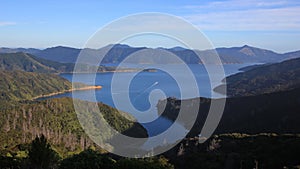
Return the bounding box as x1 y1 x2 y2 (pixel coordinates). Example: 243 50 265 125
182 1 300 31
0 22 16 26
184 0 298 11
102 14 193 32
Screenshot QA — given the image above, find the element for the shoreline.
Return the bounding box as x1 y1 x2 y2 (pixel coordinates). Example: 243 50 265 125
59 69 158 74
31 85 102 100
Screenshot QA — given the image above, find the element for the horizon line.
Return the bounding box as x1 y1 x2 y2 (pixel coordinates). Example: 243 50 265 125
1 43 299 54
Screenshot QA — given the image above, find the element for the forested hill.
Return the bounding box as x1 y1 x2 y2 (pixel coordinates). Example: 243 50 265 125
162 133 300 169
158 87 300 137
0 98 148 157
0 70 71 101
0 52 143 73
214 57 300 97
0 70 148 156
0 52 75 73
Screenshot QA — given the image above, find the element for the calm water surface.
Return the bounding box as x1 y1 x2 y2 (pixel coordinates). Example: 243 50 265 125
45 64 251 138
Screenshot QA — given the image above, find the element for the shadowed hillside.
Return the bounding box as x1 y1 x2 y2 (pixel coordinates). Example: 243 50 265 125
214 57 300 97
162 133 300 169
159 87 300 137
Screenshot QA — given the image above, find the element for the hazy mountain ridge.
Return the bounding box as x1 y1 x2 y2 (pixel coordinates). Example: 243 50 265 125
215 45 282 63
0 47 41 54
36 46 81 63
1 45 300 64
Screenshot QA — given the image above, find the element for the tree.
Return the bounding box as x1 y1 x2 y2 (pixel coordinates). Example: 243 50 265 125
28 135 60 169
59 149 115 169
115 157 174 169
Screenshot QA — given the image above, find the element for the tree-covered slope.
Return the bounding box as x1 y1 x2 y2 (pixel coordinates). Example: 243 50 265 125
0 70 148 156
158 87 300 137
162 133 300 169
0 98 148 157
214 57 300 97
0 70 71 101
0 52 76 73
0 52 142 73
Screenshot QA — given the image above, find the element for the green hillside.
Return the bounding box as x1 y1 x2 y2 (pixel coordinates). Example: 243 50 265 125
159 87 300 137
0 52 75 73
0 98 148 157
0 70 71 101
162 133 300 169
0 52 138 73
0 70 148 157
214 57 300 97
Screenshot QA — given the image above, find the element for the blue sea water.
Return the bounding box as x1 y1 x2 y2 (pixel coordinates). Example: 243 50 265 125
45 64 250 137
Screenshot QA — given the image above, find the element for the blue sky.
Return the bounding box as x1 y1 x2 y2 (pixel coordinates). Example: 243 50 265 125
0 0 300 52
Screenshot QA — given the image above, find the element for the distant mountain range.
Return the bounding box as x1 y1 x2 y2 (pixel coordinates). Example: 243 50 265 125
1 44 300 64
0 52 129 73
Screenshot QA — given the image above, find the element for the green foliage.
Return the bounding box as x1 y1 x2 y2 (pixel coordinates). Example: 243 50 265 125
0 52 74 73
163 134 300 169
0 70 147 158
0 140 174 169
0 70 71 101
215 57 300 97
0 98 147 157
59 149 115 169
0 156 23 169
160 87 300 137
15 151 27 158
28 135 60 169
0 52 128 74
116 157 174 169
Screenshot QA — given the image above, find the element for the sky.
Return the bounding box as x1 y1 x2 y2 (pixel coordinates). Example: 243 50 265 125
0 0 300 53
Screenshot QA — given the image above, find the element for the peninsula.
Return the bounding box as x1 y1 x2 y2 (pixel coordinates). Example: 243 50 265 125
32 85 102 100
